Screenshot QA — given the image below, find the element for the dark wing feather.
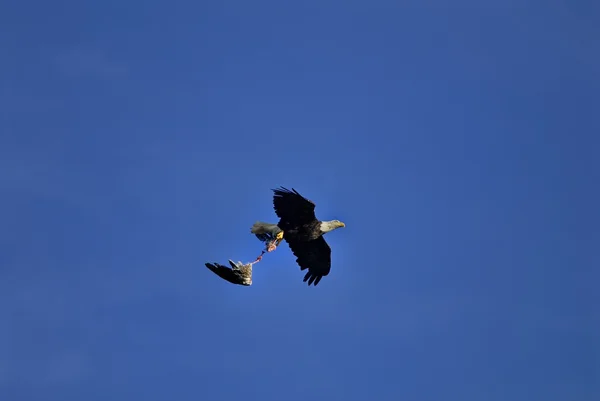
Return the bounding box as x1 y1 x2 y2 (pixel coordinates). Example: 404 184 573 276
272 187 317 226
285 236 331 286
204 262 246 286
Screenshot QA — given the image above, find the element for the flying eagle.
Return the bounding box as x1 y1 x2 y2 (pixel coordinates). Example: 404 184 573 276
251 187 345 286
204 260 253 286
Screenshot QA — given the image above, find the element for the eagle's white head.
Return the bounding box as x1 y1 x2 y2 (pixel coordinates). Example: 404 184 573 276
320 219 346 234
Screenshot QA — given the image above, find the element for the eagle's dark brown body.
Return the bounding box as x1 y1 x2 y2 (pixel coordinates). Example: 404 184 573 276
277 219 323 242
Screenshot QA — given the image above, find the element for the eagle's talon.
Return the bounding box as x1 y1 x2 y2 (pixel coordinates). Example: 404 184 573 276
270 231 284 249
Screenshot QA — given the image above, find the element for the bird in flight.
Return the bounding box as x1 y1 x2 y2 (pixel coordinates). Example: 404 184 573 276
250 187 345 286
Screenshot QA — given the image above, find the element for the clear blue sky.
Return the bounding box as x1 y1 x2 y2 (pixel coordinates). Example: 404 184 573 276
1 1 597 400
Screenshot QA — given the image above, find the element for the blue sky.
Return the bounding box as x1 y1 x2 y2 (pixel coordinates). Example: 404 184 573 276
1 1 598 400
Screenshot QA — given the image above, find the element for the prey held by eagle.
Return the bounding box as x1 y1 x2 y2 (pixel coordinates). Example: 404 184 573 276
204 260 254 286
251 187 345 286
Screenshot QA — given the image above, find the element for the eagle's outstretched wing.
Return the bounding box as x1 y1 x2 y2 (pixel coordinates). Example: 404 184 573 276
285 235 331 286
272 187 317 227
204 260 252 286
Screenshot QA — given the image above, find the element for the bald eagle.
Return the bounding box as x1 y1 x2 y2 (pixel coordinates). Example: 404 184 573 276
251 187 345 286
204 260 253 286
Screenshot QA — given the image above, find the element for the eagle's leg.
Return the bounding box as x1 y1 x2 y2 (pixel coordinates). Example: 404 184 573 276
251 231 283 264
266 231 284 252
